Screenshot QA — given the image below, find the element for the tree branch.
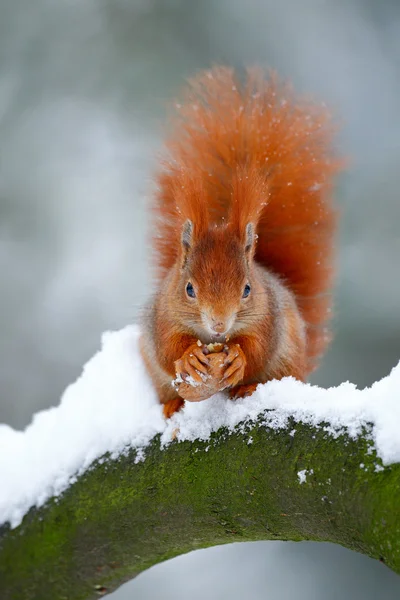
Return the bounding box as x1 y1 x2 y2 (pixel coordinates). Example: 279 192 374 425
1 417 399 600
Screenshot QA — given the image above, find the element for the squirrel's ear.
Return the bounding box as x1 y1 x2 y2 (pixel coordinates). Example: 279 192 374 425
244 222 257 259
181 219 193 267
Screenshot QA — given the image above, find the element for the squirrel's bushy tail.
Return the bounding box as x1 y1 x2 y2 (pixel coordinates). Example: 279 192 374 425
153 67 344 373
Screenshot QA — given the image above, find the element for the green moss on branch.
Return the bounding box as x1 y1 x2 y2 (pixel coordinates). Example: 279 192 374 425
1 418 399 600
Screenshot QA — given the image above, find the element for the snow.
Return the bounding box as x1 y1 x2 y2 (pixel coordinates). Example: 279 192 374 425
0 326 165 529
297 469 313 484
172 372 204 389
1 325 400 529
298 470 307 484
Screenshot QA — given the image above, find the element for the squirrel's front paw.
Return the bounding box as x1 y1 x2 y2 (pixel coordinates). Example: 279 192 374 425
221 343 247 389
174 343 210 385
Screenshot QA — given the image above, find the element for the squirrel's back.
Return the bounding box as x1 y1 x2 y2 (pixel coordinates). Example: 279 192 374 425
152 67 343 373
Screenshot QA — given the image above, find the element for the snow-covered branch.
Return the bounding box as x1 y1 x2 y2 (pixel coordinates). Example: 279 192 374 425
1 327 399 599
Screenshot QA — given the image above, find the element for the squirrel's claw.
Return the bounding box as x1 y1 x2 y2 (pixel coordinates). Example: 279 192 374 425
174 343 210 384
221 343 246 388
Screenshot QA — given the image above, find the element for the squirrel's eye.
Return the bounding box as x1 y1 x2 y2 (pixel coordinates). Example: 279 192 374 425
186 282 196 298
243 283 251 298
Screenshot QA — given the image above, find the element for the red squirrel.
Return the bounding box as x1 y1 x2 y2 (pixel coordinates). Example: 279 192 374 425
140 67 343 418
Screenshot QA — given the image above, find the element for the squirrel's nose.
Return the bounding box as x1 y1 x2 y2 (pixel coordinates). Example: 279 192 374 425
211 320 226 334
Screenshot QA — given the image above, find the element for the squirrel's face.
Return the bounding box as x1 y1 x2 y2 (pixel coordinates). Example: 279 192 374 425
177 220 258 341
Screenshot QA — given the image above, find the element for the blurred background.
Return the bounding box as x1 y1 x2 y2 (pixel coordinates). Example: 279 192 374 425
1 0 400 597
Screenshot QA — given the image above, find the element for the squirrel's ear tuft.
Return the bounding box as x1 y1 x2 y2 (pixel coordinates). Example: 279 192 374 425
244 222 256 259
181 219 193 267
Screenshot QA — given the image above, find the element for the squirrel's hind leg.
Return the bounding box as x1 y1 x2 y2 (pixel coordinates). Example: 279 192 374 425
162 397 184 418
229 383 259 399
139 334 184 418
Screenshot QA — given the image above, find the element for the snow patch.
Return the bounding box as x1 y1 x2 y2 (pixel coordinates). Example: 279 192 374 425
0 325 399 529
297 469 313 484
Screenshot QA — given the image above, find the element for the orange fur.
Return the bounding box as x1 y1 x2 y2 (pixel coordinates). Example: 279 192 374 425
152 67 343 373
163 398 184 419
229 383 259 399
